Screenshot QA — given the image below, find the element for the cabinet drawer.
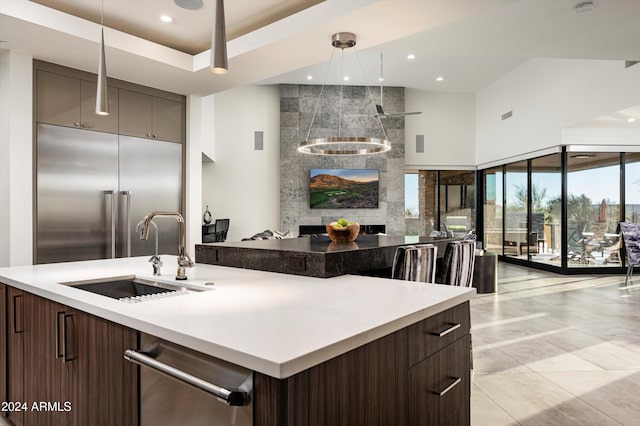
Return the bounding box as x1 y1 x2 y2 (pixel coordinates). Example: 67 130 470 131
409 335 471 425
407 302 470 366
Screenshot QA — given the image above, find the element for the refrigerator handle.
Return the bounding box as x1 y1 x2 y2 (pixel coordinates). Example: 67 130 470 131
104 190 116 259
120 190 131 257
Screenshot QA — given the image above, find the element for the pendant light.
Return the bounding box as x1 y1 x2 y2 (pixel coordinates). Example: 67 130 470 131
210 0 228 74
95 0 109 115
297 33 391 155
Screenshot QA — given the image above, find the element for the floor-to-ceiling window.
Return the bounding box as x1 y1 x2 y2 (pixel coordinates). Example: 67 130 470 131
405 172 419 235
567 152 620 268
480 148 631 274
625 153 640 223
504 161 528 258
439 170 476 238
483 167 503 254
530 154 562 265
408 170 476 237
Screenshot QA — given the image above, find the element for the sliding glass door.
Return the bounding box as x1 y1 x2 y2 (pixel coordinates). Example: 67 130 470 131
530 154 562 265
567 153 620 268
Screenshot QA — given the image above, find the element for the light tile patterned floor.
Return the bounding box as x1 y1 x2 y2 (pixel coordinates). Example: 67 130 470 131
471 263 640 426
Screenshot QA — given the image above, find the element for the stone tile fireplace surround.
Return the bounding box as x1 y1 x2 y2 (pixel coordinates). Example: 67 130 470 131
279 84 406 236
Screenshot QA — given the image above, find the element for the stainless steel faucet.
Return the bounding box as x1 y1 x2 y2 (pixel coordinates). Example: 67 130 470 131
136 219 162 276
139 211 194 280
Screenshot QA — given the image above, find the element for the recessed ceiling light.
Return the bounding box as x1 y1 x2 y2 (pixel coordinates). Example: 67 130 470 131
378 77 384 82
574 0 596 13
174 0 203 10
343 76 349 81
407 54 416 60
307 75 313 80
436 76 444 82
160 15 173 23
628 117 637 123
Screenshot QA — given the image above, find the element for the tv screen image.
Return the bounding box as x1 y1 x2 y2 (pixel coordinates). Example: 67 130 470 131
310 169 379 209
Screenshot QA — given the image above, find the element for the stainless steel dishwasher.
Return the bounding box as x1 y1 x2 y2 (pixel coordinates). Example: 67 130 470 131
125 333 253 426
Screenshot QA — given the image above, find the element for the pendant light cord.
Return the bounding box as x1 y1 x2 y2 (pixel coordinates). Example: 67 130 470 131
355 48 388 140
305 47 337 141
101 0 104 27
339 48 344 138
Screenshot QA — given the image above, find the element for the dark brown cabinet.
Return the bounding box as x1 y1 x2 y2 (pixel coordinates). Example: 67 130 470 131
409 335 471 425
36 69 119 133
254 302 471 426
0 284 6 419
118 88 183 143
6 287 25 426
3 287 137 426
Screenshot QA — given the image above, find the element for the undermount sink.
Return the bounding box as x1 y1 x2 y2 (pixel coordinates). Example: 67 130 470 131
62 276 210 303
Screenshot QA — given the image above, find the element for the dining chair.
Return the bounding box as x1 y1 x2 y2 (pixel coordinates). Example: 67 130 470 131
391 244 438 283
213 219 230 242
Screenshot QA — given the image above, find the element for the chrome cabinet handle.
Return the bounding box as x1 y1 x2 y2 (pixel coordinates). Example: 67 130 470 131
62 313 75 363
55 311 65 358
13 295 23 334
434 376 462 397
124 349 250 406
120 191 131 257
430 323 461 337
104 190 116 258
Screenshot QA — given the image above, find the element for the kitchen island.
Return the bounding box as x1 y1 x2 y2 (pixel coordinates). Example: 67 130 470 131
0 256 474 425
196 234 460 278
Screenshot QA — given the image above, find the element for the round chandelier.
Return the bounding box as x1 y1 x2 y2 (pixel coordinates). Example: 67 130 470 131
297 32 391 156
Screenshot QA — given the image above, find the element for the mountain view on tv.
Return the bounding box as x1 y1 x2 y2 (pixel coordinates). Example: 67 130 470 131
310 169 379 209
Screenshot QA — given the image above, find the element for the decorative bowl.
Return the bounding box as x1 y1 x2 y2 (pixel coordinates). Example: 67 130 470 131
326 223 360 242
327 241 360 252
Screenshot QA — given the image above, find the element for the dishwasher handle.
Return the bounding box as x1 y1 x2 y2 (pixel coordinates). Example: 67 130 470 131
124 349 250 407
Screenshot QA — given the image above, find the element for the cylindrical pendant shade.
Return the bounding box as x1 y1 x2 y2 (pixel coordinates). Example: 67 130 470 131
210 0 228 74
96 27 110 115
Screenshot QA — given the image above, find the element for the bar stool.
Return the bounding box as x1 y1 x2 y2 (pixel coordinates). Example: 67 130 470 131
438 240 476 370
438 240 476 287
391 244 438 283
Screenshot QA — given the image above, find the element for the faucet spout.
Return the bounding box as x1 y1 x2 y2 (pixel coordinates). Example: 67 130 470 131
139 211 194 280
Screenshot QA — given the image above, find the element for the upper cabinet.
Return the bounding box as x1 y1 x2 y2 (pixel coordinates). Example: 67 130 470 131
34 61 185 144
119 89 183 143
36 70 119 133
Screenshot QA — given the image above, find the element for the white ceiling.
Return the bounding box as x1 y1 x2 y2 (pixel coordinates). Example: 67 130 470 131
1 0 640 97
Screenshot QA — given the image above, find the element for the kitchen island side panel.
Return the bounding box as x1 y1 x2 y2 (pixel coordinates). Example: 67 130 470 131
254 329 409 426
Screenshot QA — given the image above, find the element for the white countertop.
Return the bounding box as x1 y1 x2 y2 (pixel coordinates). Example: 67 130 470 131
0 256 475 378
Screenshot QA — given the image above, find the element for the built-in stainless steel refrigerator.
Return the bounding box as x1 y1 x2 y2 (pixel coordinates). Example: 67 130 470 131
36 123 182 264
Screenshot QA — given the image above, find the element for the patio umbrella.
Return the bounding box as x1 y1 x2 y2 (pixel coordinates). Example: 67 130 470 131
598 199 608 223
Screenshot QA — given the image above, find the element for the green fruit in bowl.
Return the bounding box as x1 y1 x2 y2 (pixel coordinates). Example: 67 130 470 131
337 218 348 227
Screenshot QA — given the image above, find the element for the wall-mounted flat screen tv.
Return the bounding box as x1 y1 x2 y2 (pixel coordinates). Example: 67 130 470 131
310 169 379 209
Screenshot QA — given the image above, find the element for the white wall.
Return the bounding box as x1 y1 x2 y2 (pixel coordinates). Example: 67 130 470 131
201 85 280 241
0 49 33 266
476 58 640 166
0 50 9 266
405 89 476 169
185 95 203 259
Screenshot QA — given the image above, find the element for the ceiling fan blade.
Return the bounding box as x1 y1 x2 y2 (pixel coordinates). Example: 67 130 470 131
381 111 423 118
375 104 422 118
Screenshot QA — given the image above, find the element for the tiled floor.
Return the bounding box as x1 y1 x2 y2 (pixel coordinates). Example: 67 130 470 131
471 263 640 425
